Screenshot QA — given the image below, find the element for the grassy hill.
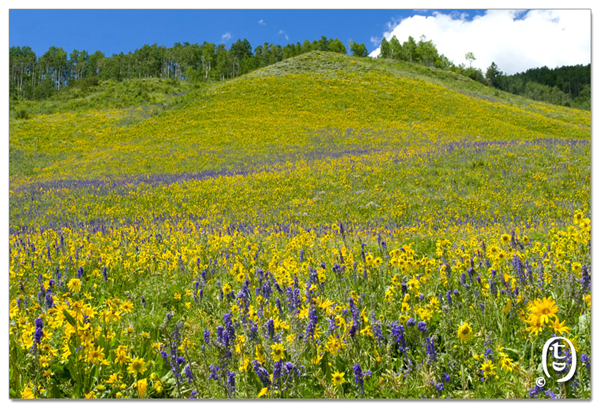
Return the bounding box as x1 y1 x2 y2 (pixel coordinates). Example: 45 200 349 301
11 52 589 182
9 51 591 399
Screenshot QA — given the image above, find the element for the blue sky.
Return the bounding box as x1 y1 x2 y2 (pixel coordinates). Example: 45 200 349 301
9 9 483 57
9 9 590 74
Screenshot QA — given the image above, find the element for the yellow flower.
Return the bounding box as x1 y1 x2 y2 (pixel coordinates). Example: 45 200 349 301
67 278 82 294
85 345 105 364
332 370 345 386
105 373 120 385
480 360 496 377
21 386 36 399
457 322 472 343
120 300 134 313
525 315 543 337
528 297 559 325
502 299 512 314
271 343 285 362
137 378 148 398
550 317 570 335
223 283 232 296
128 357 147 376
258 387 268 398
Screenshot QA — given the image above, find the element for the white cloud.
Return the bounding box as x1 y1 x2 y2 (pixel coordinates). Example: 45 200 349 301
221 32 232 42
369 10 590 75
278 30 289 41
258 19 266 26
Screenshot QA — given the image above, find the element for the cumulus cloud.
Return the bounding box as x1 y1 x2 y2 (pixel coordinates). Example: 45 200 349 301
369 10 590 74
221 32 232 42
258 19 266 26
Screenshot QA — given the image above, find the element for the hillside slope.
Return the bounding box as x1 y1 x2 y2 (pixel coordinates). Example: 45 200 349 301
10 51 589 185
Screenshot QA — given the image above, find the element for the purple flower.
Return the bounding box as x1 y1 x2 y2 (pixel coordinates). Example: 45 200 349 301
374 323 385 344
209 364 220 381
45 293 54 309
305 306 318 339
32 317 43 350
417 321 427 332
273 360 283 386
184 364 194 383
227 371 236 394
528 384 544 398
390 322 407 352
266 318 275 339
425 336 437 361
252 360 271 387
581 354 590 368
353 363 364 393
581 265 590 290
406 318 416 327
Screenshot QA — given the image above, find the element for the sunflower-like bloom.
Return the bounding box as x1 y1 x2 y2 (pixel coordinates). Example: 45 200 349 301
528 297 559 325
331 370 345 386
457 322 472 343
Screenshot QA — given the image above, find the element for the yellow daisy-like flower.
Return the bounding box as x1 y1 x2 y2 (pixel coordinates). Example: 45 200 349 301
105 373 120 385
120 300 134 314
270 343 285 362
500 234 511 245
85 346 105 365
457 322 472 343
331 370 345 386
550 317 570 335
67 278 82 294
480 360 496 377
258 387 268 398
525 315 543 337
128 357 147 376
528 297 559 325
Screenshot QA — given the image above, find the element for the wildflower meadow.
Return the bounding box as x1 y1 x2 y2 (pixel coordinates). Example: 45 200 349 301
9 51 591 399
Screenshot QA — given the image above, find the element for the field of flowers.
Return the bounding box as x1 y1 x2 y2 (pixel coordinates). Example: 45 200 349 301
9 52 591 399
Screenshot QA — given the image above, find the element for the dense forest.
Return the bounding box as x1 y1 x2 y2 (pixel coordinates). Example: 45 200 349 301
9 34 590 109
487 63 590 109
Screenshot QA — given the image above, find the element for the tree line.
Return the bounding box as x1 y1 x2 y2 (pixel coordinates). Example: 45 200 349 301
485 62 590 109
10 34 590 110
377 34 590 110
9 36 368 101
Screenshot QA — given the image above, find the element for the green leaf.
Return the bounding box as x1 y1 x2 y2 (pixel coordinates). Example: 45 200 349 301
63 310 77 328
